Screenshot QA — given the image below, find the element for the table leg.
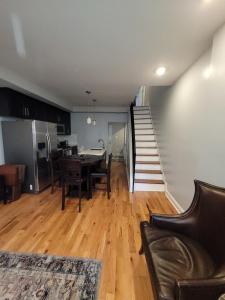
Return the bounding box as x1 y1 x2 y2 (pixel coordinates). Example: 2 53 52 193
87 166 91 200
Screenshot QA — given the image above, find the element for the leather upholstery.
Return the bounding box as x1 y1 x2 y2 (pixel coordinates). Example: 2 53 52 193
140 180 225 300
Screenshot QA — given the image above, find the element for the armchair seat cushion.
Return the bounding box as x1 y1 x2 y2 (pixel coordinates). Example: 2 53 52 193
142 223 215 300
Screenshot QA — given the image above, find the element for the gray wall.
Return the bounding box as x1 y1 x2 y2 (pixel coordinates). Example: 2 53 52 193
151 24 225 211
71 112 128 150
0 117 18 164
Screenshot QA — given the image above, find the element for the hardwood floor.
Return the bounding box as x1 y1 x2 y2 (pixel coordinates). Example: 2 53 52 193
0 162 176 300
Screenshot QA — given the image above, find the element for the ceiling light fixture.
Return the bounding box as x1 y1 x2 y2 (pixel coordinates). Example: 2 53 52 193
203 66 213 79
85 91 92 125
155 66 167 77
92 99 97 126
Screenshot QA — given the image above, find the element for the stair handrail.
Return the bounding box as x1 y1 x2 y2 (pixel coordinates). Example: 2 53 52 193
130 101 136 192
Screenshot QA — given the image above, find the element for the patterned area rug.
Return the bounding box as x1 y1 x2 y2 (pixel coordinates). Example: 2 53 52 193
0 251 102 299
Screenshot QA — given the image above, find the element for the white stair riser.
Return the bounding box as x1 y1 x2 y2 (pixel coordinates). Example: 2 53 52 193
134 119 152 124
135 129 154 135
135 164 161 170
136 141 156 147
134 110 150 115
135 173 163 180
134 183 165 192
136 135 155 141
136 148 158 155
136 156 159 162
135 124 153 129
134 115 150 119
133 106 149 110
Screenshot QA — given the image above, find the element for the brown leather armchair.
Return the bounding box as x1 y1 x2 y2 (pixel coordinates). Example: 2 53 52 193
140 180 225 300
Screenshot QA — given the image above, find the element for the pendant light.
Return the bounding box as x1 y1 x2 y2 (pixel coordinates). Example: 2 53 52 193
92 99 97 126
85 91 92 125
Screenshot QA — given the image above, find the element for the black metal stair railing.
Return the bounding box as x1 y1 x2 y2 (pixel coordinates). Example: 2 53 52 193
130 100 136 192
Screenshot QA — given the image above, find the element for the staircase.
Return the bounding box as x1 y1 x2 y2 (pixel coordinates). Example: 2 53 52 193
133 106 165 192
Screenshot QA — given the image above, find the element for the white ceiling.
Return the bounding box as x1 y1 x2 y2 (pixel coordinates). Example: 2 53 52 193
0 0 225 108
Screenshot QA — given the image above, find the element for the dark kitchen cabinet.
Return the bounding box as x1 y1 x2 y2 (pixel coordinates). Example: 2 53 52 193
0 88 71 135
47 107 71 135
35 101 48 122
1 88 37 120
23 97 37 119
0 89 11 117
63 111 71 135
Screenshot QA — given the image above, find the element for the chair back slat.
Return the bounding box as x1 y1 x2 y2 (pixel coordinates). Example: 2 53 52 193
107 153 112 180
60 159 82 184
50 150 63 174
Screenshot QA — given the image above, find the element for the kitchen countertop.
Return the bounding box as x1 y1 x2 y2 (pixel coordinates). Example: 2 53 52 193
78 149 106 156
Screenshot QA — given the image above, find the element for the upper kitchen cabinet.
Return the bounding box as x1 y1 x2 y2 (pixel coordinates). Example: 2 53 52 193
0 88 37 119
0 89 11 117
0 88 71 135
63 111 71 135
12 95 37 120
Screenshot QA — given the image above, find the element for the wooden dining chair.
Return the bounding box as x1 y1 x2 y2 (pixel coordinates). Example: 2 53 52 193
90 153 112 199
49 150 63 194
60 158 88 212
0 175 6 204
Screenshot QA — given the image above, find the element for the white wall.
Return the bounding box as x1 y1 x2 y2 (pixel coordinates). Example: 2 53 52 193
151 23 225 211
71 112 128 150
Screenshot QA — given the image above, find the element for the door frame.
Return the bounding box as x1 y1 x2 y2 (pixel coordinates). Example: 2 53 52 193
108 122 127 159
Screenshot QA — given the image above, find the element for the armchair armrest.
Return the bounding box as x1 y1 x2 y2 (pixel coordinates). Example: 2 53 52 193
176 278 225 300
151 211 192 233
149 196 198 237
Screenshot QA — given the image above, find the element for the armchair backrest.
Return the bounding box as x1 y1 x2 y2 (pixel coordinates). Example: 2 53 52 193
188 180 225 266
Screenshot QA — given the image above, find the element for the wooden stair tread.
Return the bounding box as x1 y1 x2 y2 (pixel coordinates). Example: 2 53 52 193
135 134 155 136
136 170 162 174
136 147 157 149
135 179 164 184
134 122 152 124
134 118 152 120
136 161 160 164
134 106 149 108
136 140 156 142
136 154 158 156
135 128 153 130
133 106 150 111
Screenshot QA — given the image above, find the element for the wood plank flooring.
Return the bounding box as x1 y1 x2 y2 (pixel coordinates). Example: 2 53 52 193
0 162 176 300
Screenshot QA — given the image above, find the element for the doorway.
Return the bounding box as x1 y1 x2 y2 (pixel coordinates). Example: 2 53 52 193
108 122 126 161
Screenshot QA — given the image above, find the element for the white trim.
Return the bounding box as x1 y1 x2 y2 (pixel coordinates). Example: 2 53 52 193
165 187 185 213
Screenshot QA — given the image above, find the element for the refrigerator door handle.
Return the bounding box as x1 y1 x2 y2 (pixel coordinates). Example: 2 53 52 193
48 134 52 154
46 133 50 161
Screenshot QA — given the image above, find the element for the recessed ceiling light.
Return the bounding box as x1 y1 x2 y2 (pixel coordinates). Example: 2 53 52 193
203 66 213 79
155 66 167 77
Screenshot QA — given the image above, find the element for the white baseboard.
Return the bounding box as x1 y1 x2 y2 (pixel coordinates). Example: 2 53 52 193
165 187 184 213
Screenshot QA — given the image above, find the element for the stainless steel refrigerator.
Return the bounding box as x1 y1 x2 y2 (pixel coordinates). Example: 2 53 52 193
2 120 58 193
